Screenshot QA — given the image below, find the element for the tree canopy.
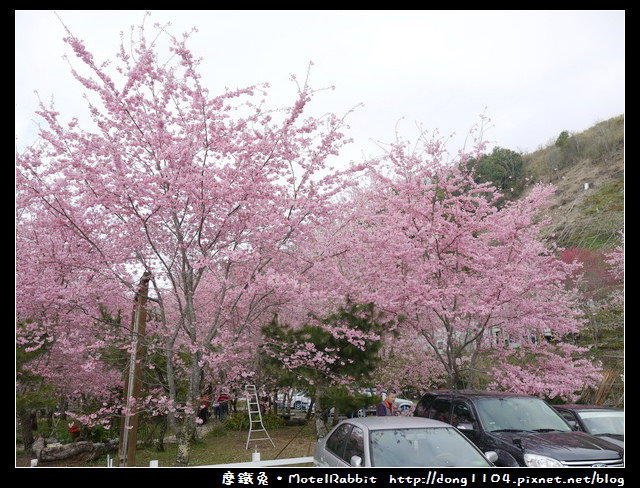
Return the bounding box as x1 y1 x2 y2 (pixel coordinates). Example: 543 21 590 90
16 15 358 465
327 134 601 396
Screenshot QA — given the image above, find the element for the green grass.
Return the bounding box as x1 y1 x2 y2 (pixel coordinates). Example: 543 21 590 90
18 412 318 467
98 421 316 467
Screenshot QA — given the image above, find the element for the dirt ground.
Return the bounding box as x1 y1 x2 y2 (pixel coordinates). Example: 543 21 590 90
16 450 100 467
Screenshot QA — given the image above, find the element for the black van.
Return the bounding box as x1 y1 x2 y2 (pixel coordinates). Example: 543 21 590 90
413 390 624 467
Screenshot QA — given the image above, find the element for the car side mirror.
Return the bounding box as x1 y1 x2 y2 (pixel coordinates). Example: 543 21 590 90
456 422 475 431
485 451 498 463
350 455 362 467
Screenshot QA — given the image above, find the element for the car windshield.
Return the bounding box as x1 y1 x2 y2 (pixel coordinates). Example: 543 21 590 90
578 410 624 436
369 427 492 467
476 397 571 433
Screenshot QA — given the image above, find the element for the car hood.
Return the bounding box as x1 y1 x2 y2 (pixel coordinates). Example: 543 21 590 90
492 431 623 460
594 434 624 449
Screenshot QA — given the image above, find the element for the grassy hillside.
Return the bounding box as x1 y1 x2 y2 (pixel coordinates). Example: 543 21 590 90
518 115 624 406
522 115 624 250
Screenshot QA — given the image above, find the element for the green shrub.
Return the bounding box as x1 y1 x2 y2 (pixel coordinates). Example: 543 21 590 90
262 414 286 429
223 412 249 430
88 425 110 443
205 422 228 438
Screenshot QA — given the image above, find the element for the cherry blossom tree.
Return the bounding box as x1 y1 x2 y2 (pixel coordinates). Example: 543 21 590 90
331 130 602 400
16 15 357 465
605 230 624 308
372 328 447 393
260 300 391 436
15 208 128 426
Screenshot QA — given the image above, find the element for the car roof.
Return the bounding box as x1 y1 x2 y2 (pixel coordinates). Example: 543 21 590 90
338 416 451 429
423 389 535 399
554 404 623 412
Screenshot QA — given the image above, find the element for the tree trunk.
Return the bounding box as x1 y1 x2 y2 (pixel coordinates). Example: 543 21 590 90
332 409 340 427
31 435 117 462
231 396 238 414
315 416 327 438
314 387 327 438
173 345 202 466
19 412 35 451
175 420 196 466
156 415 167 451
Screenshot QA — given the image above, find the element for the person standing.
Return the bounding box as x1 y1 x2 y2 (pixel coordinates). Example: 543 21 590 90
376 389 397 416
198 395 211 424
218 392 230 420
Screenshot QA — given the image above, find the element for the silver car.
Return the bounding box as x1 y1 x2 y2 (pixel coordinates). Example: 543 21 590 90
553 404 624 448
314 416 497 467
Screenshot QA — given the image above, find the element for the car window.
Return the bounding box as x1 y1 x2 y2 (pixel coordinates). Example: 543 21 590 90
452 401 475 425
326 423 352 460
414 394 435 417
369 427 491 467
557 409 577 425
578 411 624 436
343 426 365 464
430 398 452 423
476 397 571 432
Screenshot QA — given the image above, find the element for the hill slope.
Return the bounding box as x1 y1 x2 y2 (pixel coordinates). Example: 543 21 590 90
519 115 624 406
522 115 624 250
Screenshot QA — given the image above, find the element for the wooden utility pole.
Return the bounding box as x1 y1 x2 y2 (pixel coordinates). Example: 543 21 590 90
119 272 151 467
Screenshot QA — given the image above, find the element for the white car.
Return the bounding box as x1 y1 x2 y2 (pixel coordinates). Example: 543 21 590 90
277 389 313 411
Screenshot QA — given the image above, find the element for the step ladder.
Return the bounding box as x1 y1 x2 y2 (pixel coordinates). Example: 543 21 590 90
244 384 275 449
